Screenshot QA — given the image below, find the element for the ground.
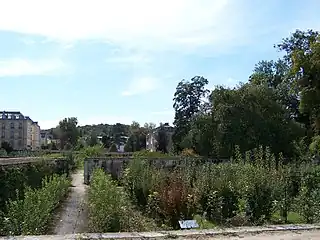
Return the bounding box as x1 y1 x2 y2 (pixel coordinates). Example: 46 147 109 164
51 169 88 234
177 230 320 239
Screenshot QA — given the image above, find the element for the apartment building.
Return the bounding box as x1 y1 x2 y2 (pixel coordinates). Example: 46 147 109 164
0 111 41 150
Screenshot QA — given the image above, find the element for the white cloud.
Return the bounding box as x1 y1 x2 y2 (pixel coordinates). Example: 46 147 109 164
226 77 240 88
121 77 159 96
106 54 151 64
0 58 66 77
21 38 36 45
0 0 257 53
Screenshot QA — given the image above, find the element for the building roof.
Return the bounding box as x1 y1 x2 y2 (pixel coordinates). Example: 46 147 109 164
0 111 38 124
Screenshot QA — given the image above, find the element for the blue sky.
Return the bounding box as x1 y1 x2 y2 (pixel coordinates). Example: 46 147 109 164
0 0 319 129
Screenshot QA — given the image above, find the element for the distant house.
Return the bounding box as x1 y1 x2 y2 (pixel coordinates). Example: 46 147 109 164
40 130 53 147
146 123 174 152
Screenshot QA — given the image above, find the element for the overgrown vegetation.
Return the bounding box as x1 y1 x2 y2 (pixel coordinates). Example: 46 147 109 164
0 159 70 235
88 169 158 232
121 147 320 229
0 174 70 235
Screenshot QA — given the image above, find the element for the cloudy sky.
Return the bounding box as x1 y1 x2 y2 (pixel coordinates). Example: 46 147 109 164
0 0 319 129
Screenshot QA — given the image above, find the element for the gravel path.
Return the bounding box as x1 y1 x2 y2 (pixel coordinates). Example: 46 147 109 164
52 169 88 234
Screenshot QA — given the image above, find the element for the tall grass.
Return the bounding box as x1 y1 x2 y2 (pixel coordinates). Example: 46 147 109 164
88 169 158 232
121 146 320 228
0 174 70 235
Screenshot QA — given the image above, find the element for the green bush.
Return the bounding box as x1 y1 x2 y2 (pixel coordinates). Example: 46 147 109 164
76 145 105 169
295 165 320 223
88 168 157 232
120 146 320 228
0 159 70 220
122 158 157 207
1 174 70 235
310 135 320 156
0 149 7 157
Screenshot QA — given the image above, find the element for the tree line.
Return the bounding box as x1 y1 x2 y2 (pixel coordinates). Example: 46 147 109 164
46 29 320 160
172 29 320 159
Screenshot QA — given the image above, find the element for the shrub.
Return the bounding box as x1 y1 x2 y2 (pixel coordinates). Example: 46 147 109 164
120 145 320 228
122 158 156 207
0 159 70 221
195 163 242 224
88 169 157 232
310 135 320 158
1 174 70 235
0 149 7 157
147 171 198 229
295 165 320 223
77 145 105 169
181 148 199 157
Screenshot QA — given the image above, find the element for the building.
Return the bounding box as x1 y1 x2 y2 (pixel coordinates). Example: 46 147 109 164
40 130 53 147
0 111 41 150
146 123 174 152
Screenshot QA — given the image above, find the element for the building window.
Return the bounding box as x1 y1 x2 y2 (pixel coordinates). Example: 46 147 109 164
10 122 14 129
19 123 22 129
18 140 22 148
19 131 22 139
10 131 14 139
1 123 4 129
1 131 4 138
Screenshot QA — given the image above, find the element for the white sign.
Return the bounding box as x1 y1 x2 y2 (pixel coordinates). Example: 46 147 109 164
178 220 199 229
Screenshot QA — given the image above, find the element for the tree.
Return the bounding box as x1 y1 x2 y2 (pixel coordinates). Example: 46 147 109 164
101 135 113 149
276 29 320 135
88 131 98 147
108 143 118 152
57 117 80 149
172 76 209 152
124 121 148 152
209 84 305 157
156 123 168 153
1 141 13 154
144 122 156 132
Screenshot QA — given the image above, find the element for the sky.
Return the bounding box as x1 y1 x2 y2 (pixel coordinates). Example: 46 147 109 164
0 0 320 129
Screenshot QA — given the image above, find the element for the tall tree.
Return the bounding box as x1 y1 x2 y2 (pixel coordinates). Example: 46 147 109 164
156 123 168 153
249 59 301 121
172 76 209 152
276 29 320 135
57 117 80 149
88 131 98 146
210 84 304 157
125 121 148 152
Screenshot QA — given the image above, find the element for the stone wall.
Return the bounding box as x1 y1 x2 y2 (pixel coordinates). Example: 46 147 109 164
83 157 209 184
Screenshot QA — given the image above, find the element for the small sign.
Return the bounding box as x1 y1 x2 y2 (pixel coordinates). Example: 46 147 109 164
178 220 199 229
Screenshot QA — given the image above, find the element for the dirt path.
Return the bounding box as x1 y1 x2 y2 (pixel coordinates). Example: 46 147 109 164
52 169 88 234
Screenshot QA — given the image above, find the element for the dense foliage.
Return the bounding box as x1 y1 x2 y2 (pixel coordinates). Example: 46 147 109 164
87 169 157 232
121 149 320 229
171 29 320 159
1 174 70 235
0 159 70 235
